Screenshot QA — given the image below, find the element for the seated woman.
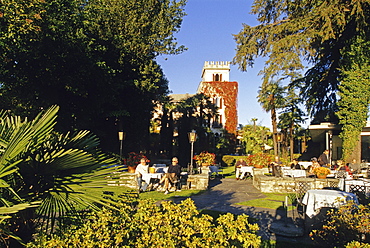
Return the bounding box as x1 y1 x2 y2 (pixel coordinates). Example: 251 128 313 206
159 157 182 194
335 160 351 178
307 158 320 177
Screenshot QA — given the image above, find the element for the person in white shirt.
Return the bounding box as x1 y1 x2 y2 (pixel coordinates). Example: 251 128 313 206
135 158 149 192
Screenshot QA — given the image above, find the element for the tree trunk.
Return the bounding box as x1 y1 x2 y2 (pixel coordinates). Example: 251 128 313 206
271 107 278 156
289 122 294 160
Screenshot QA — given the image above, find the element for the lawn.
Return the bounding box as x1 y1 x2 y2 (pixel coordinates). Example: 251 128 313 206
236 193 296 211
221 165 237 178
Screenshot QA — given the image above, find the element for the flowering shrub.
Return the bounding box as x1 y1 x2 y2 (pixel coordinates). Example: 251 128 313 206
193 151 216 165
245 153 274 167
29 198 261 247
123 152 148 167
310 201 370 247
313 166 331 177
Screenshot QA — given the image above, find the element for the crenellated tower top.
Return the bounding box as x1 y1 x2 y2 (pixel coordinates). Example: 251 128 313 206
201 61 230 82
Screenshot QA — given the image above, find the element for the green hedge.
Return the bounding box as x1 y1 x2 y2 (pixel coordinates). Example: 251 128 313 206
222 155 248 167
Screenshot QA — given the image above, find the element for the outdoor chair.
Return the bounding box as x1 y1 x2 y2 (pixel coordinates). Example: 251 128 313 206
294 178 312 217
325 179 340 190
335 170 347 179
209 164 223 178
348 184 369 204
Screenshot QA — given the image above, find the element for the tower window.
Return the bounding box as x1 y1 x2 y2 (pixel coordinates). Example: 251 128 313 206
214 74 220 81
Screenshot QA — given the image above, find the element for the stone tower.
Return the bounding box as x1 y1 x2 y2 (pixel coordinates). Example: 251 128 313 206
197 61 238 134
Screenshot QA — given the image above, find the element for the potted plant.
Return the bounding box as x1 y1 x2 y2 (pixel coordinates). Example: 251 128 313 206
313 166 331 179
193 151 216 166
245 153 274 168
124 152 147 173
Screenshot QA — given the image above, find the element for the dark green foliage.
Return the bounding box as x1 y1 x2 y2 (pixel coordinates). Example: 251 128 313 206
337 38 370 161
222 155 249 167
0 0 187 153
234 0 370 122
0 106 123 246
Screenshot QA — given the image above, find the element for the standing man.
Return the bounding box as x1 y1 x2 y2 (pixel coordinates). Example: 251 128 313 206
318 150 330 167
135 158 149 193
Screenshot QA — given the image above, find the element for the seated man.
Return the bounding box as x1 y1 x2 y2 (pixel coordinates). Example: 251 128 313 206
160 157 182 194
349 159 361 174
135 158 149 192
290 159 303 169
271 156 283 177
235 158 247 180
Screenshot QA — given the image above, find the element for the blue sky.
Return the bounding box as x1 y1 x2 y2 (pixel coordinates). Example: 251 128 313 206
156 0 272 129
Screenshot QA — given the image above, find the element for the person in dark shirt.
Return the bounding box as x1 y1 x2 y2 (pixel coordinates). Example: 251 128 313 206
318 150 330 167
290 159 303 169
161 157 182 194
235 158 247 180
271 156 282 177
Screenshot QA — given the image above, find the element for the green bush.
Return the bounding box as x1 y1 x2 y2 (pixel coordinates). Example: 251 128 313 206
222 155 248 167
310 201 370 247
28 198 261 248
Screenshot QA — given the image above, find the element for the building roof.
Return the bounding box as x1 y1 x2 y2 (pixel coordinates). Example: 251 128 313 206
169 93 194 102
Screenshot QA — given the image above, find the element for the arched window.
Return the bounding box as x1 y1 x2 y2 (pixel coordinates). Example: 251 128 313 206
215 74 220 81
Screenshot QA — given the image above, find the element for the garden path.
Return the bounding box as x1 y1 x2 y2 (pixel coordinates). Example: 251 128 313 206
171 178 315 246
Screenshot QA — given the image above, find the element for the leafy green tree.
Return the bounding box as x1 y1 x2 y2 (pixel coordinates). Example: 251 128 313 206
0 106 122 246
234 0 370 119
257 81 285 156
337 38 370 161
0 0 187 153
175 94 218 165
234 0 370 160
240 122 272 155
278 87 306 160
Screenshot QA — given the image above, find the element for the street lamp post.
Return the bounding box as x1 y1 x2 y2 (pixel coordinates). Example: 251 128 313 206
188 130 197 175
118 131 125 164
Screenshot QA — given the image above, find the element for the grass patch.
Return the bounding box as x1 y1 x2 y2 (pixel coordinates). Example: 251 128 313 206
221 166 236 178
236 193 296 211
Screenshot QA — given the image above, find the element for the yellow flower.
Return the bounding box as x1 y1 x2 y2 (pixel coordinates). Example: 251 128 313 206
313 166 331 176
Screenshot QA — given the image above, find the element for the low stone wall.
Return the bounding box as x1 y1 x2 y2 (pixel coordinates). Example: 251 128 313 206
107 172 209 190
253 175 340 193
185 174 209 190
107 173 137 189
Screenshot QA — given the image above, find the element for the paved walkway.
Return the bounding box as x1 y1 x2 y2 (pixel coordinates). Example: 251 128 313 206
171 177 314 245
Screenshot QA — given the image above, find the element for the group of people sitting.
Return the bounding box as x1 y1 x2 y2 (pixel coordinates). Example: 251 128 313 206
135 157 182 194
234 149 366 179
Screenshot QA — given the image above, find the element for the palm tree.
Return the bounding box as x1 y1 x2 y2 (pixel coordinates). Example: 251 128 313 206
258 81 285 156
0 106 121 246
175 94 218 164
251 118 258 132
278 88 306 160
